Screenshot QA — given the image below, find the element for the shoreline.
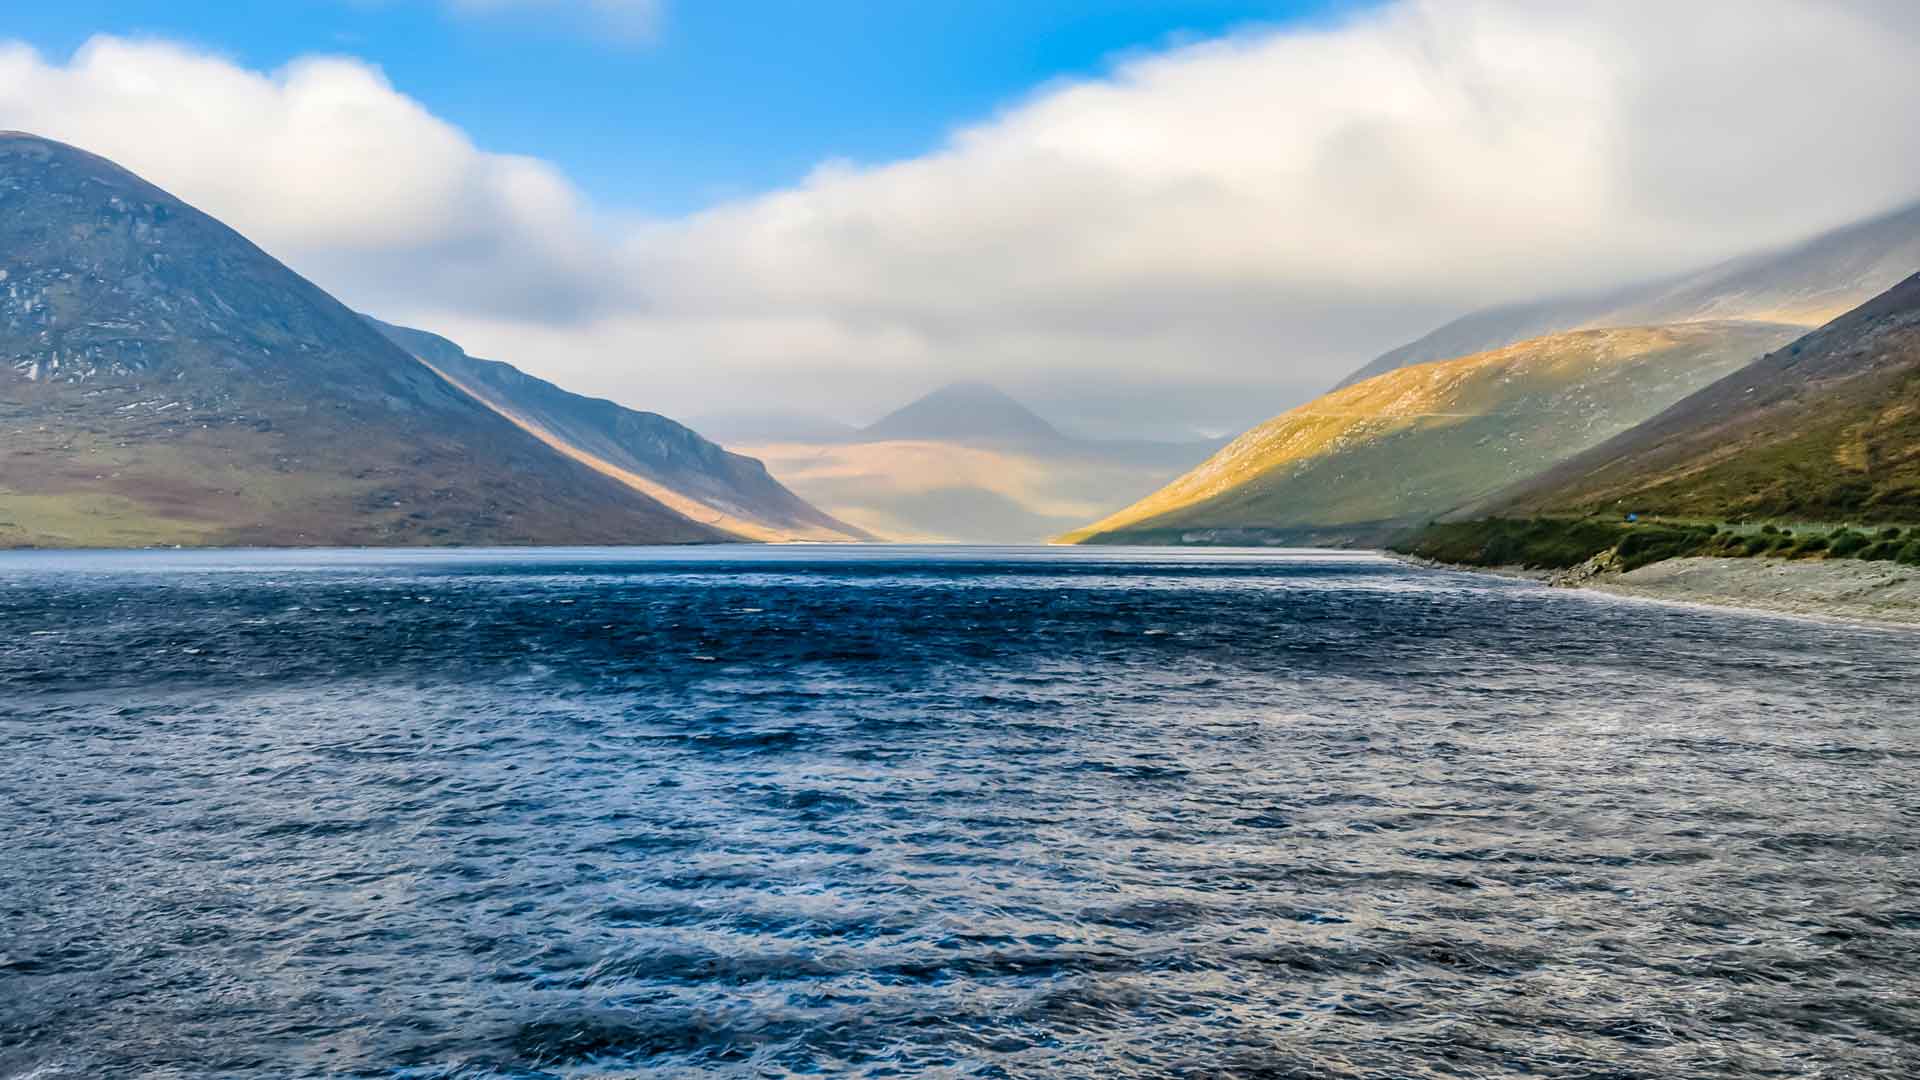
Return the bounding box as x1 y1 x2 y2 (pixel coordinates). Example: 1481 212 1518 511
1393 552 1920 630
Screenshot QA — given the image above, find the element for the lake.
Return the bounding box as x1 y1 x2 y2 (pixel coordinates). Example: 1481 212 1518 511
2 546 1916 1078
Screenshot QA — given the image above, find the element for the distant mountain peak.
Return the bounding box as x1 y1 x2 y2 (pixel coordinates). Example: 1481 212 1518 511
859 381 1063 445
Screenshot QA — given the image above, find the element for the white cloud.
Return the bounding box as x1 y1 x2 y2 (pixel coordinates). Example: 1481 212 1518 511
0 36 613 320
5 1 1920 436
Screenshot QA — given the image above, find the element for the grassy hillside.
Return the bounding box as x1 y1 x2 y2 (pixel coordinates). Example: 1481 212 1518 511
367 319 871 543
0 132 728 548
1488 273 1920 524
1063 322 1798 546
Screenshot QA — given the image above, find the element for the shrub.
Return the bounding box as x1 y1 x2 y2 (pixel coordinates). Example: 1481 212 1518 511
1879 527 1905 541
1392 517 1633 570
1615 525 1717 571
1742 535 1774 556
1860 541 1900 561
1793 534 1831 557
1760 524 1779 535
1899 541 1920 567
1769 534 1797 553
1827 530 1870 558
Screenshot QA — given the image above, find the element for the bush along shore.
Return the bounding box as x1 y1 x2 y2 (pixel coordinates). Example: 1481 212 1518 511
1393 517 1920 578
1390 517 1920 626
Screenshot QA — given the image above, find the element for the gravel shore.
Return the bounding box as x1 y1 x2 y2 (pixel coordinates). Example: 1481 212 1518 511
1582 556 1920 627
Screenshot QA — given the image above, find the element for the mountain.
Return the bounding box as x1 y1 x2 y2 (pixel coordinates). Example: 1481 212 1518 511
857 381 1064 444
365 320 871 542
1481 273 1920 524
688 410 859 447
1338 199 1920 390
0 131 729 548
1062 321 1798 547
725 382 1220 543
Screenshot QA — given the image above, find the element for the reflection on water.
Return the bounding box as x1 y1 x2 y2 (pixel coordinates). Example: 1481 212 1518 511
1 546 1916 1078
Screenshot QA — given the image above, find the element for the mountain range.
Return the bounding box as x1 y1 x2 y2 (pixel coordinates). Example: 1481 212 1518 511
0 132 848 548
1062 322 1798 546
11 130 1917 555
1068 195 1920 547
719 383 1223 543
364 319 870 542
1337 199 1920 390
1481 272 1920 525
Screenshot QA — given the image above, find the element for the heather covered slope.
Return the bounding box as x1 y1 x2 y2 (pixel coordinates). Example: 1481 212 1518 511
1338 199 1920 390
1484 273 1920 524
0 132 727 548
1063 322 1797 546
366 320 872 542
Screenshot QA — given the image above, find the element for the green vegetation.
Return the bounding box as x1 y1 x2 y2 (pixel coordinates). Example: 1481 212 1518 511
1065 323 1800 546
1393 516 1920 574
1396 518 1644 570
1493 276 1920 528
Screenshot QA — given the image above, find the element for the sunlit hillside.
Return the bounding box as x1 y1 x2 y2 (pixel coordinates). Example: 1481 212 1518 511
1062 322 1799 546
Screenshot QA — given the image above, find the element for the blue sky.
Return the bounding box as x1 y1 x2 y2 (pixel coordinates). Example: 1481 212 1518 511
9 0 1366 214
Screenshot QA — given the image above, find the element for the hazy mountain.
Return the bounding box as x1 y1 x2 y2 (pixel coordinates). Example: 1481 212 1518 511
688 410 859 447
1483 274 1920 524
366 319 871 542
728 382 1219 543
1338 199 1920 390
0 132 728 548
1063 322 1798 547
857 381 1064 445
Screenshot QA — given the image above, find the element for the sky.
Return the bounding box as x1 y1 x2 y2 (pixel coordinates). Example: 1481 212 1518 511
5 1 1920 438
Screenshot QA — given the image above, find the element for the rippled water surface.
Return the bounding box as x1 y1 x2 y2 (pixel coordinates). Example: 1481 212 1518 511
3 546 1918 1079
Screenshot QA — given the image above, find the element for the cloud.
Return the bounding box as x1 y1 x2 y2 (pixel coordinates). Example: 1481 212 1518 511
0 36 614 321
5 2 1920 436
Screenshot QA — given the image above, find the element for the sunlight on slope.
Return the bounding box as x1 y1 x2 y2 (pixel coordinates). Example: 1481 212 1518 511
420 360 875 543
740 440 1181 543
1062 322 1801 544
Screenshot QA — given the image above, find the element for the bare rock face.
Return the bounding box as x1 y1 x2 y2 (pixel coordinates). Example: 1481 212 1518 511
1549 549 1623 588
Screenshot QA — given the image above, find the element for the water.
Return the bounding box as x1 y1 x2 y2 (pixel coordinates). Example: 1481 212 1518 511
2 546 1917 1079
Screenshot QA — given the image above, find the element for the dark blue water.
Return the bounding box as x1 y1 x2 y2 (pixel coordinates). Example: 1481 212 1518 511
2 546 1918 1079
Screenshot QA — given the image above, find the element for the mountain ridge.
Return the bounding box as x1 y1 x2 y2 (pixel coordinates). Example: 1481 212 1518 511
725 382 1222 543
365 318 873 542
1062 321 1799 546
0 131 729 547
1477 272 1920 523
1338 198 1920 390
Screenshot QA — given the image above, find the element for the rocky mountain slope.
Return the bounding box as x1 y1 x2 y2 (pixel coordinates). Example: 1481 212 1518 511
0 132 729 548
1483 273 1920 523
1339 199 1920 390
366 319 870 542
1063 322 1798 546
